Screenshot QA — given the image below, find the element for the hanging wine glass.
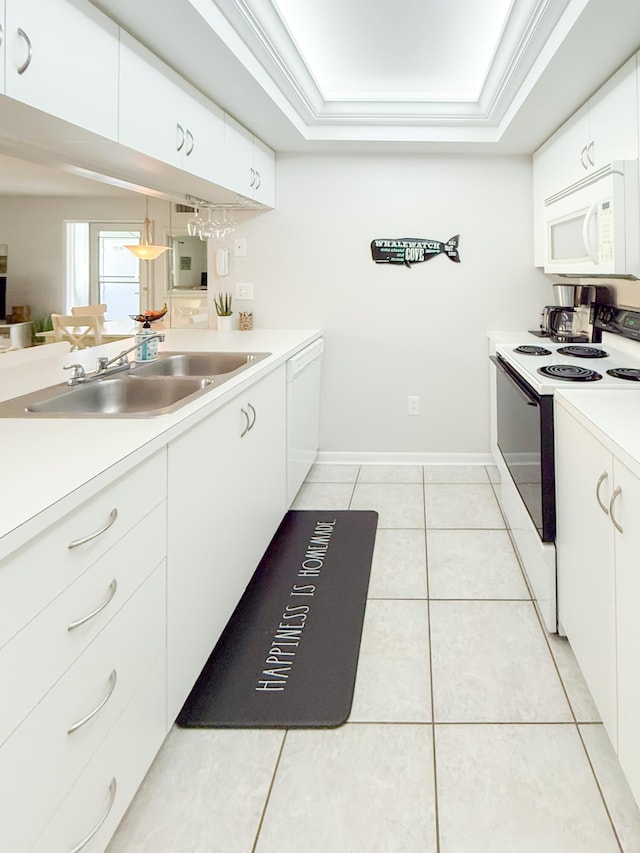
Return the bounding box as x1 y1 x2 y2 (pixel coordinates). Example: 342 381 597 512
187 206 203 237
200 207 217 240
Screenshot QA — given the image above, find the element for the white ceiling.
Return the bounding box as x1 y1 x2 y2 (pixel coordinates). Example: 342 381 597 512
4 0 640 195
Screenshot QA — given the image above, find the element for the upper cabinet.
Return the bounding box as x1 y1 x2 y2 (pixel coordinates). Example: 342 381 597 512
533 54 639 266
224 116 275 207
4 0 119 140
119 32 225 187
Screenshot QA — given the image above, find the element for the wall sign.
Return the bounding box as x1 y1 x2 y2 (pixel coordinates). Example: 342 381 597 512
371 234 460 267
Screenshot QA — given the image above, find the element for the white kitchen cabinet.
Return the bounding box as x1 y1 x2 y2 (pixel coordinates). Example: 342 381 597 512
555 403 618 745
533 55 639 265
611 459 640 809
223 115 276 207
556 400 640 810
4 0 119 140
167 365 286 721
0 448 168 851
119 31 225 185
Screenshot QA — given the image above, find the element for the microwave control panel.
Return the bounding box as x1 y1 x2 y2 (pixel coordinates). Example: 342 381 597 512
599 199 614 263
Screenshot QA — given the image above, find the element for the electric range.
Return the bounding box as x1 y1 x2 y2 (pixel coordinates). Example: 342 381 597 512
490 305 640 634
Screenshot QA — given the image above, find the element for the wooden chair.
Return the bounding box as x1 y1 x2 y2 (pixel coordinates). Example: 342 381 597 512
51 314 104 348
71 304 107 329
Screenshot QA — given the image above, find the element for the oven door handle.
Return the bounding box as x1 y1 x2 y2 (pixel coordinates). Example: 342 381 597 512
490 355 539 407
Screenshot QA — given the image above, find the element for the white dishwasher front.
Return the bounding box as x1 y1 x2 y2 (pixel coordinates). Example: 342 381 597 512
286 338 323 505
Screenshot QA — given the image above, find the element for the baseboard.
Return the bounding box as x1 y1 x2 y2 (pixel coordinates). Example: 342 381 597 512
315 450 495 465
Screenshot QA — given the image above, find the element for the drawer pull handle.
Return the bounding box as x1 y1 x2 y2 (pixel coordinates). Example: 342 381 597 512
240 407 250 437
70 777 117 853
609 486 623 533
67 580 118 631
595 472 609 515
247 402 256 431
16 28 33 75
67 670 117 734
68 508 118 549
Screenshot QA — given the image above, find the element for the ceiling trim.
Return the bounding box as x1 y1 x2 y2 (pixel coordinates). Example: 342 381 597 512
203 0 574 131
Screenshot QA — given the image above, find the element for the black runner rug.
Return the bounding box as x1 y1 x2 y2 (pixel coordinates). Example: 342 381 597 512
177 510 378 728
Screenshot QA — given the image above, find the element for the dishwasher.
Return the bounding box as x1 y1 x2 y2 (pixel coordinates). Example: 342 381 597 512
286 338 324 505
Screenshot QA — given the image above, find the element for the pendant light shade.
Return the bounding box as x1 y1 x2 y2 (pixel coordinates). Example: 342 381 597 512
124 199 170 260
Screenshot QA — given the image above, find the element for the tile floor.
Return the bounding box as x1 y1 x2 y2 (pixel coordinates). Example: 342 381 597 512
108 464 640 853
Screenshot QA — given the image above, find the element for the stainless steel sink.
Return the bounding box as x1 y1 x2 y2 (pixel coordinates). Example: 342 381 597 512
0 376 215 418
0 350 271 418
130 351 270 377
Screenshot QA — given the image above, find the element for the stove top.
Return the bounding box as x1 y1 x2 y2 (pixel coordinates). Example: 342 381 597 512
495 334 640 394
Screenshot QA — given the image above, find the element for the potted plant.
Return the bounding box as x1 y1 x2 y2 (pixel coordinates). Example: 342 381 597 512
214 291 233 331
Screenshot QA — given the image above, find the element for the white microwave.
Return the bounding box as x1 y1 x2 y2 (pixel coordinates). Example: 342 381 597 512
543 160 640 279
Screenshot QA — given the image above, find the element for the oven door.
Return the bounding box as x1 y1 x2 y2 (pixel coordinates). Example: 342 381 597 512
491 355 555 542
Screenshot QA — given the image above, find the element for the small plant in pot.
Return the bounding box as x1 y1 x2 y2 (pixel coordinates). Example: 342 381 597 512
214 291 233 331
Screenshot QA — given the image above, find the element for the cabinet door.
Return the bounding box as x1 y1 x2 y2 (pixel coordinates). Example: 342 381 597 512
536 106 590 194
614 458 640 804
119 31 183 168
223 115 256 198
167 367 286 721
588 56 639 169
253 137 276 207
5 0 118 140
181 91 225 185
555 405 617 744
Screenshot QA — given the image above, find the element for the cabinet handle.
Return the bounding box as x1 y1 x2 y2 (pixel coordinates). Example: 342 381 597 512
67 670 117 734
70 778 117 853
249 167 256 188
254 170 261 190
609 486 623 533
67 580 118 631
595 472 609 515
580 145 589 170
240 407 250 437
185 129 194 156
587 141 595 167
16 28 33 75
247 402 256 431
68 508 118 550
176 123 185 152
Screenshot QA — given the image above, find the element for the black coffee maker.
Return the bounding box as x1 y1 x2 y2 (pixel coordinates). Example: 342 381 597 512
538 284 611 342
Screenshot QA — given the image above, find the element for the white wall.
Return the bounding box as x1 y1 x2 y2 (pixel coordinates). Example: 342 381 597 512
0 153 552 456
230 153 550 456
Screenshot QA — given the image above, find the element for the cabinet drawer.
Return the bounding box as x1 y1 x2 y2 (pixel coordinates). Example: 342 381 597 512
0 501 166 747
0 564 166 852
0 448 167 651
32 654 167 853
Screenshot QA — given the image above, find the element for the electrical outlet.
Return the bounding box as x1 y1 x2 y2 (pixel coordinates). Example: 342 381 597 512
235 282 254 300
233 238 247 257
407 396 420 416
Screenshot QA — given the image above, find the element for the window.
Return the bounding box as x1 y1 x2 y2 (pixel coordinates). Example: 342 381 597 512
66 222 142 318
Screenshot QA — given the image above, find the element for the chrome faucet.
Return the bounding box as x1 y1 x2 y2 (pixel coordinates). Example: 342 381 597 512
63 333 166 385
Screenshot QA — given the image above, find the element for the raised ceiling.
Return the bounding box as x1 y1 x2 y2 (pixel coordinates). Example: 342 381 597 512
93 0 640 153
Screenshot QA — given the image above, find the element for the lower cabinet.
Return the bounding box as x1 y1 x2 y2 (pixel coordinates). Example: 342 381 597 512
166 366 287 721
556 400 640 807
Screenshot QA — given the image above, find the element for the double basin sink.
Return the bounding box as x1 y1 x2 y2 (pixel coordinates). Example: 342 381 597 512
0 351 270 418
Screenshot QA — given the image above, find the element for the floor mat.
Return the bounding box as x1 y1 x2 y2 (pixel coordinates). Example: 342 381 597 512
176 509 378 728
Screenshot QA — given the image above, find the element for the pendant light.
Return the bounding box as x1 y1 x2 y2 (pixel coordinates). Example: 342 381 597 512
124 197 170 261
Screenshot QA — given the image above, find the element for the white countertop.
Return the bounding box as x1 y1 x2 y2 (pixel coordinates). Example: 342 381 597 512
0 329 321 558
555 389 640 480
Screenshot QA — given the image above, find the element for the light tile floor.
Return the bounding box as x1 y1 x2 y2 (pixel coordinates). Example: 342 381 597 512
108 464 640 853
